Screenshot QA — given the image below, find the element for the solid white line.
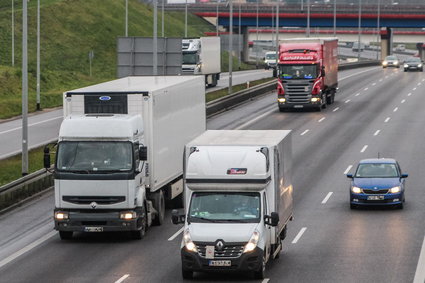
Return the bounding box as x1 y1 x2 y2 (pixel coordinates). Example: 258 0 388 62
355 93 360 97
235 108 275 130
292 227 307 244
0 116 63 135
413 236 425 283
318 117 325 123
413 87 417 91
401 99 405 104
372 83 376 86
339 67 380 81
379 79 383 82
0 231 56 269
374 130 381 136
168 226 185 241
360 145 368 153
384 117 391 123
262 279 270 283
321 192 333 204
408 93 412 96
418 83 422 86
344 165 353 175
115 274 130 283
300 129 309 136
333 107 339 112
364 87 369 91
345 100 351 103
393 107 398 112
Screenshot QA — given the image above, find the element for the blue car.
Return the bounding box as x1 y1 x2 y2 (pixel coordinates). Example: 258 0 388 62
347 159 408 209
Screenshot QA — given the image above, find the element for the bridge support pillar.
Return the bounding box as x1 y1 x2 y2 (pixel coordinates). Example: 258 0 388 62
380 27 393 60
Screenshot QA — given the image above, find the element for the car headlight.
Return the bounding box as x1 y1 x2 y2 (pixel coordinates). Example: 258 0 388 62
55 211 69 220
243 230 260 253
394 61 399 65
120 211 137 220
383 61 388 65
183 229 197 252
389 186 401 193
419 64 423 68
404 64 408 68
351 186 362 194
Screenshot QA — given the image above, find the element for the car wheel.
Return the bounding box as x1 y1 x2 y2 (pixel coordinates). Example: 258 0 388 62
59 231 73 240
350 203 356 209
398 202 404 209
404 69 407 72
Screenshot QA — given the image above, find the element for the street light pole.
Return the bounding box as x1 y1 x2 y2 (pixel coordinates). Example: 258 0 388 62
238 3 241 70
255 0 259 69
11 0 14 66
216 1 219 36
306 0 310 37
333 0 336 37
185 0 188 37
162 0 164 37
376 0 380 60
276 0 279 70
125 0 128 36
22 0 28 176
153 0 158 75
228 0 233 94
357 0 362 62
36 0 41 111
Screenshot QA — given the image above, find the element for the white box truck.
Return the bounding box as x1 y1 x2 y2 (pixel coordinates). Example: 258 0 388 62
172 130 293 279
182 37 221 87
45 76 206 240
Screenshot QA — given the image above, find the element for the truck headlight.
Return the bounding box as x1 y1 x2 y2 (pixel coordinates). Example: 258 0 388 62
243 230 260 253
389 186 401 193
55 211 69 220
311 97 320 102
278 98 286 103
351 186 362 194
183 229 197 252
120 211 137 220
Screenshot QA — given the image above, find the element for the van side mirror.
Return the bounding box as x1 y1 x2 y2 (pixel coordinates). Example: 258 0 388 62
401 173 408 178
346 174 353 179
43 146 51 169
264 212 279 227
171 209 185 225
139 146 147 161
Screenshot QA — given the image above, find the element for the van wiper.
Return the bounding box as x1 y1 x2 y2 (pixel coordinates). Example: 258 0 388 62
190 217 219 223
68 170 91 174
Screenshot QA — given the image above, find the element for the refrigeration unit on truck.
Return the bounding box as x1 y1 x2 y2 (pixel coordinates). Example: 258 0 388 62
182 37 221 87
44 76 206 240
172 130 294 279
277 37 338 111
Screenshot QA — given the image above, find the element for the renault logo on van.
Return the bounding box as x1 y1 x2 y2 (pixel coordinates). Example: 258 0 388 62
90 202 98 209
215 240 224 251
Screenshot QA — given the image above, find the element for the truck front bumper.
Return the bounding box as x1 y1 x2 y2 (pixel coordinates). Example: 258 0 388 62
181 247 264 273
278 101 322 110
54 208 139 232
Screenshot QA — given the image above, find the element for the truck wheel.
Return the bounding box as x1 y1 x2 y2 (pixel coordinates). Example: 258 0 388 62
321 95 327 109
182 268 193 279
253 257 266 279
152 190 165 226
279 107 286 112
59 231 73 240
131 207 147 240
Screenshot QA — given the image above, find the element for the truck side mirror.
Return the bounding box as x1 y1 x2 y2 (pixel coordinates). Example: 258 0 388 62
264 212 279 227
43 146 51 169
321 66 326 77
139 146 147 161
171 209 185 225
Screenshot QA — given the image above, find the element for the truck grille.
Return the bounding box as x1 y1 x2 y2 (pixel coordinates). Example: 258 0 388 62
362 189 389 195
62 196 125 205
283 80 313 103
195 242 245 258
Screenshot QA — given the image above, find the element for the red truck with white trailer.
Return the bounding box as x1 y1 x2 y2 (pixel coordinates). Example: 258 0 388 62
276 38 338 111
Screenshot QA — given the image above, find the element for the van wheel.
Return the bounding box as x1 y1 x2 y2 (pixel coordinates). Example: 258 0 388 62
253 257 266 279
182 268 193 279
152 190 165 226
59 231 73 240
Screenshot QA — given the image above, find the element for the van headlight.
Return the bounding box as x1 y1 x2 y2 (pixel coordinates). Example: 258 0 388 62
55 211 69 220
389 186 401 193
351 186 362 194
243 230 260 253
183 229 197 252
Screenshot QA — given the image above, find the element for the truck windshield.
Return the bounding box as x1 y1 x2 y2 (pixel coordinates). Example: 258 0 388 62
56 141 133 172
182 52 197 65
279 64 318 79
188 192 261 223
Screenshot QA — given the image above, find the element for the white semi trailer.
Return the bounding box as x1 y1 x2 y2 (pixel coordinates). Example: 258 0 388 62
182 37 221 87
172 130 294 279
45 76 206 240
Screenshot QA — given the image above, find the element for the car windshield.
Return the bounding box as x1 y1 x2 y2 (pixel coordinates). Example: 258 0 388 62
182 52 197 64
56 141 133 172
406 58 421 62
354 163 399 178
265 53 276 60
188 192 261 223
385 56 397 60
279 64 318 79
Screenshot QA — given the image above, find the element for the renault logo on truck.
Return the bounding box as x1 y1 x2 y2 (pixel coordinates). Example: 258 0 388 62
90 202 98 209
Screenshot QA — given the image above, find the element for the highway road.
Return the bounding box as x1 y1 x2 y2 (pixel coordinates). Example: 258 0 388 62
1 66 424 282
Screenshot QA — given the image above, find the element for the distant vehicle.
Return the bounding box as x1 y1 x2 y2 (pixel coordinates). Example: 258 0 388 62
263 51 277 70
404 57 423 72
352 42 365 52
382 55 400 68
395 44 406 52
347 159 408 209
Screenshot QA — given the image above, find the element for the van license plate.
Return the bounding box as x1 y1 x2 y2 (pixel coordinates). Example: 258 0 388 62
84 227 103 232
294 105 304 108
209 260 231 267
367 195 384 201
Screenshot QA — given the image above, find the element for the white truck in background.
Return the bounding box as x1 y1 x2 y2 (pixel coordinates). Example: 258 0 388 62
45 76 206 240
182 37 221 87
172 130 294 279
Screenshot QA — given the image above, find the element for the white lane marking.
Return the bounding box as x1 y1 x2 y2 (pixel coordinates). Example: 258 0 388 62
355 93 360 97
333 107 339 112
115 274 130 283
0 116 63 135
408 93 412 96
0 230 56 269
345 100 351 103
364 87 369 91
262 279 270 283
344 165 353 175
384 117 391 123
393 107 398 112
374 130 381 136
401 99 405 104
339 67 380 81
321 192 333 204
360 145 368 153
300 129 309 136
168 226 185 241
292 227 307 244
318 117 325 123
235 108 275 130
413 87 417 91
385 76 389 79
413 236 425 283
372 83 376 86
379 79 383 82
418 83 422 86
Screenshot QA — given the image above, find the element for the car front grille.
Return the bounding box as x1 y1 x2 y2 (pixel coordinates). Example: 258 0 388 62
362 189 389 195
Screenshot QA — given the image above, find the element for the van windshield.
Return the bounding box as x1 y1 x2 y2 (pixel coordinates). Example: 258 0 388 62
188 192 261 223
265 53 276 60
279 64 318 79
56 141 134 172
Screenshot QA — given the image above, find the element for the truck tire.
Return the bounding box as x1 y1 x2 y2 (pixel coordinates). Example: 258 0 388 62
321 95 327 109
182 268 193 279
326 91 335 105
131 206 147 240
152 190 165 226
253 257 266 279
59 231 73 240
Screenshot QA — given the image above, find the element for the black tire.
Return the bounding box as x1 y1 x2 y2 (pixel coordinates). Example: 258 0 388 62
131 206 147 240
321 96 327 109
350 203 356 209
404 69 407 72
253 257 266 279
398 202 404 210
182 268 193 280
59 231 73 240
279 107 286 112
152 190 165 226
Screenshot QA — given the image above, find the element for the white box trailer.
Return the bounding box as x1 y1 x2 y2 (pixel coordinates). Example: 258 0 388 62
49 76 206 240
172 130 293 279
